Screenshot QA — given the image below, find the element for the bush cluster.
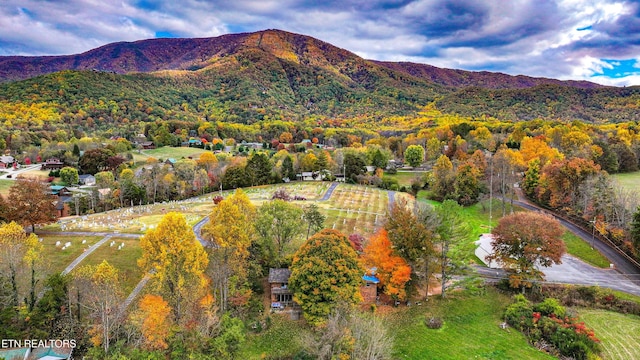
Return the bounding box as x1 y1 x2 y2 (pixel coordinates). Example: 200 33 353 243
504 295 600 360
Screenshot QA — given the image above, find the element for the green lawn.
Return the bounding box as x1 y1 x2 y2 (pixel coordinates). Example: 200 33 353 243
132 146 209 162
579 309 640 360
611 171 640 192
38 235 104 274
0 179 12 195
562 230 611 268
239 314 310 359
384 170 427 186
71 236 144 294
390 288 554 359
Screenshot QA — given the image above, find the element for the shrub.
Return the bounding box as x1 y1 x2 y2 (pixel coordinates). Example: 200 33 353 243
426 317 443 329
534 298 566 318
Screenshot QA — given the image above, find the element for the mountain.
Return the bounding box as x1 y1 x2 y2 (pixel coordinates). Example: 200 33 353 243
1 28 640 142
372 61 604 90
0 29 602 91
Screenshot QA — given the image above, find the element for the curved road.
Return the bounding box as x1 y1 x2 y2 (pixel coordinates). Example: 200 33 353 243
512 198 640 280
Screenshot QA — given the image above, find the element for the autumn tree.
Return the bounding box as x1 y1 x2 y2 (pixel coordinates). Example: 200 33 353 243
538 157 601 210
431 154 455 202
385 199 435 300
490 146 525 215
362 229 411 301
78 148 115 175
135 294 172 351
300 152 319 172
202 189 256 311
246 152 273 186
0 221 41 309
487 212 565 291
74 260 124 353
254 199 304 259
197 152 218 174
288 229 364 326
404 144 425 168
138 212 209 324
453 162 481 206
6 177 57 232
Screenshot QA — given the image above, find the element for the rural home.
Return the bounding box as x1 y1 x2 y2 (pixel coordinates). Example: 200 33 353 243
140 141 156 150
78 174 96 186
361 274 380 303
41 158 64 170
268 268 294 309
0 155 15 169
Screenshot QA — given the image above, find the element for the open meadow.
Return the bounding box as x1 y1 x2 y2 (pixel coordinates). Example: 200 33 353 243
579 309 640 360
611 171 640 192
0 179 12 195
383 170 427 186
129 146 209 165
71 236 144 293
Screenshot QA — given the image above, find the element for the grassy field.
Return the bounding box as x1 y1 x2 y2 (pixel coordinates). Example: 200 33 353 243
239 314 309 359
383 170 427 186
579 309 640 360
562 230 611 268
131 146 209 164
389 288 555 359
0 179 12 195
72 236 144 293
38 235 104 274
240 289 554 359
611 171 640 192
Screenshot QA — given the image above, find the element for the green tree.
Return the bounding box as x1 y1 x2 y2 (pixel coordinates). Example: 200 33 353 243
404 144 425 168
254 199 304 258
453 163 481 206
344 152 367 181
429 200 470 298
282 155 296 181
522 159 540 198
246 152 272 186
431 154 455 202
631 207 640 255
487 212 565 291
385 200 435 300
222 164 248 189
78 148 114 175
59 166 79 185
302 204 325 240
138 212 209 324
288 229 363 326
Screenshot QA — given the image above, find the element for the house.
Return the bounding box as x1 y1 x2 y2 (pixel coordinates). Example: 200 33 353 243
140 141 156 150
41 158 65 170
50 185 72 197
55 198 71 218
0 155 15 169
360 274 380 303
268 268 294 309
78 174 96 186
165 158 177 167
0 343 73 360
132 134 148 145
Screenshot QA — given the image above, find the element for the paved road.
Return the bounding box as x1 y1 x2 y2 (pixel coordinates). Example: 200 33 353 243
320 182 339 201
511 198 640 280
388 191 396 210
61 234 115 275
0 164 42 179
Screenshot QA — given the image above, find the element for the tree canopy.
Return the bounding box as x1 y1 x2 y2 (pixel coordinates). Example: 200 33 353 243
288 229 364 326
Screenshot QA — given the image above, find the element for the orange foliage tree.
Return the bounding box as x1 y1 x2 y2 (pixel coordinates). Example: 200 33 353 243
487 212 565 291
136 294 172 351
362 229 411 301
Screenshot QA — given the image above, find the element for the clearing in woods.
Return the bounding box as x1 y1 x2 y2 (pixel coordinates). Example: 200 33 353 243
579 309 640 360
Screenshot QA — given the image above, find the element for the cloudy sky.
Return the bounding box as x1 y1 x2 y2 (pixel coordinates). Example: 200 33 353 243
1 0 639 86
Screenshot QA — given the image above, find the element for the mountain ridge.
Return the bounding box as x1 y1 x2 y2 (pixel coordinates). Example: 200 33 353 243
0 29 604 90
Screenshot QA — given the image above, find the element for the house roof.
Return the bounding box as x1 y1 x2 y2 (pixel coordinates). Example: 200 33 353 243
268 268 291 283
0 155 14 163
362 275 380 284
78 174 95 179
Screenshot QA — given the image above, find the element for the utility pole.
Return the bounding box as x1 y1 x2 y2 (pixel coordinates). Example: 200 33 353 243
591 216 596 249
489 152 493 233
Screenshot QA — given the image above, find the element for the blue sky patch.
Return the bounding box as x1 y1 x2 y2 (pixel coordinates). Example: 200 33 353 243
155 31 178 38
577 25 592 31
593 59 639 78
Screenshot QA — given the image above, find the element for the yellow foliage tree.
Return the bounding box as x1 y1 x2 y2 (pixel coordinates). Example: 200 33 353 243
138 212 209 324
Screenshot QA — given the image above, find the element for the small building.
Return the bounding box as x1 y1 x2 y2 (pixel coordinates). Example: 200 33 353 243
41 158 65 170
78 174 96 186
50 185 72 197
268 268 294 309
140 141 156 150
165 158 177 167
360 274 380 303
0 155 15 169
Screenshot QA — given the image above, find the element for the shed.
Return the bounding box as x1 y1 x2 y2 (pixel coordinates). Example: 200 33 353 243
268 268 293 307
